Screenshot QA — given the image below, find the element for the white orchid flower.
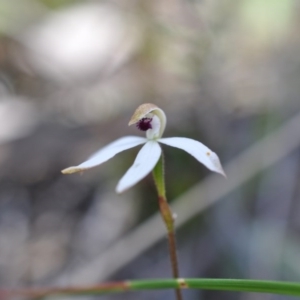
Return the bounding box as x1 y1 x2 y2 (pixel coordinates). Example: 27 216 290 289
62 103 225 193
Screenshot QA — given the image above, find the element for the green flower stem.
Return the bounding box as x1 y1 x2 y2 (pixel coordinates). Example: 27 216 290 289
153 154 183 300
4 279 300 298
152 154 166 198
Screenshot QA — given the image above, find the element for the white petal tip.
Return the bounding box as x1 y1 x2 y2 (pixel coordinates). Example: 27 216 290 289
217 167 227 178
208 152 226 178
115 185 124 194
115 178 138 194
61 167 85 174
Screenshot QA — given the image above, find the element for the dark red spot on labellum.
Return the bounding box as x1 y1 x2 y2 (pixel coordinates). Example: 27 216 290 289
136 118 152 131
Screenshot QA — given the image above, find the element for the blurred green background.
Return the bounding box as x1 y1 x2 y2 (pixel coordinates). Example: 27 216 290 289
1 0 300 299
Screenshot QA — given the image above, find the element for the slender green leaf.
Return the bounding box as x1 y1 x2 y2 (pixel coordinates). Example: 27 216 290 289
3 278 300 298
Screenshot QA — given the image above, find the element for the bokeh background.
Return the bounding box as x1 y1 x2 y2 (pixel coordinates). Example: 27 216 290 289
1 0 300 299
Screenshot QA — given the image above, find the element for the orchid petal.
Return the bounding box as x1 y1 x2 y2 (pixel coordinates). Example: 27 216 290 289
116 141 161 193
159 137 225 176
62 136 147 174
